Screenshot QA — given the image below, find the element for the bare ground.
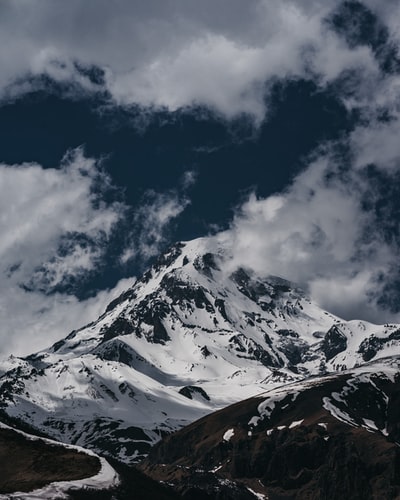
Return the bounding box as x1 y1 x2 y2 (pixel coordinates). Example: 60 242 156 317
0 427 100 493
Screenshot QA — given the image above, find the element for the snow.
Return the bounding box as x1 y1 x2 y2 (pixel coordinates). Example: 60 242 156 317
248 416 260 426
289 419 304 428
322 397 356 427
363 418 378 431
223 428 235 442
246 487 267 499
257 393 290 420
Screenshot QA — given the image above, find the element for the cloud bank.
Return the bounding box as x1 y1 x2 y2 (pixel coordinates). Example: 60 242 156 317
0 0 388 120
213 0 400 323
2 0 400 353
0 149 126 355
120 177 194 264
219 144 399 323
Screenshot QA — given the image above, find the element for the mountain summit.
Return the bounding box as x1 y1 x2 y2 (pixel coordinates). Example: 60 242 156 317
1 237 400 463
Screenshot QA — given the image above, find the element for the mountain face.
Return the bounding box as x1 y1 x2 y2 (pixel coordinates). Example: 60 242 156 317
140 359 400 500
1 237 400 465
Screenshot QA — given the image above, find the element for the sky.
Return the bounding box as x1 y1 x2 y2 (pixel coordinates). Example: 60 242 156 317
2 0 400 356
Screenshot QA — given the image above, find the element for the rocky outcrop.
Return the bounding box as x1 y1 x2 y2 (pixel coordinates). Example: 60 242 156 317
320 325 347 361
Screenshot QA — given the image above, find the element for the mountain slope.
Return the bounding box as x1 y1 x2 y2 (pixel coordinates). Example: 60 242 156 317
140 358 400 499
1 237 400 463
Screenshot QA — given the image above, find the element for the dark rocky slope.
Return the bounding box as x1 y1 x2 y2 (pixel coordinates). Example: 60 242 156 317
140 362 400 499
0 426 100 494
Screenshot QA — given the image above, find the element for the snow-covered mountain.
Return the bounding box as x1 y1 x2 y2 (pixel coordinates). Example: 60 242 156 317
1 237 400 463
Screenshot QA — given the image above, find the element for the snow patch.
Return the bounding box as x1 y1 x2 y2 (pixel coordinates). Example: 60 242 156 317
257 393 289 420
246 487 267 499
223 428 235 442
322 397 356 427
248 416 260 427
289 419 304 428
363 418 378 431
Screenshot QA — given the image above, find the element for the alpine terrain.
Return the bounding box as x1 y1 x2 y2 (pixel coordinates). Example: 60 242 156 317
1 237 400 498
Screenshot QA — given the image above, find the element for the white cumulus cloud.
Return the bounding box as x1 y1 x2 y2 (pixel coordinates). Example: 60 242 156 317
218 146 400 323
0 0 388 120
0 149 132 356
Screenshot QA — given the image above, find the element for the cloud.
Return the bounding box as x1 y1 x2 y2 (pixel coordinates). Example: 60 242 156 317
0 149 124 288
0 0 389 120
0 149 132 356
0 149 194 356
218 145 400 323
351 108 400 172
2 0 400 349
1 277 134 358
120 175 193 264
212 10 400 323
134 190 189 258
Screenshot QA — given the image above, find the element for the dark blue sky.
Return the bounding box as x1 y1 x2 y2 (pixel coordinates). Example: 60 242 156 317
0 78 353 296
2 0 400 356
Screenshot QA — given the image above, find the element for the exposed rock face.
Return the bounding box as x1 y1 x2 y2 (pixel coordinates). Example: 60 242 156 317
178 386 210 402
320 325 347 361
140 361 400 500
